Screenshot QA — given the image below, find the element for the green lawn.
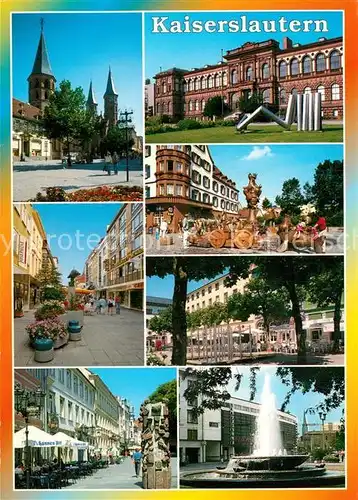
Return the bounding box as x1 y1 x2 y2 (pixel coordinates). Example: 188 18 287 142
145 124 343 143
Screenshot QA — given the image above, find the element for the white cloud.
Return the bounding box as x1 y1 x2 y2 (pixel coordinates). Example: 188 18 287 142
241 146 274 161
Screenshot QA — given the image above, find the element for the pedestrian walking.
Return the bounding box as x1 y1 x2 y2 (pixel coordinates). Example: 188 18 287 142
104 153 112 175
160 219 168 239
115 295 121 315
107 297 115 315
132 448 142 477
112 151 119 175
99 297 107 314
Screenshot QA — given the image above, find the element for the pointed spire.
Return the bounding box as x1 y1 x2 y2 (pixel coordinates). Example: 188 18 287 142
302 411 308 435
87 80 97 105
30 19 54 77
104 66 118 97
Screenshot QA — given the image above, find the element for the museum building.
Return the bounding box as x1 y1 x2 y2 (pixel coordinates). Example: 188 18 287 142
153 36 343 121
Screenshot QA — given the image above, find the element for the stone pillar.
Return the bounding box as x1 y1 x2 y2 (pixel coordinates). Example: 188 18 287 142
140 401 171 489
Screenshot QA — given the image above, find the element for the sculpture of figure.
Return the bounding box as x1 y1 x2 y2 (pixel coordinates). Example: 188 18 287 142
243 173 262 209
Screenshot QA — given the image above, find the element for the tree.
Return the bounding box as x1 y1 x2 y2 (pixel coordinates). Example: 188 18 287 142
147 379 177 445
182 367 344 419
262 197 272 210
42 80 96 161
226 257 323 363
148 306 173 337
311 160 344 226
146 257 247 365
203 96 228 119
238 91 263 114
100 126 134 156
36 259 63 298
227 277 291 342
275 178 305 218
306 257 344 352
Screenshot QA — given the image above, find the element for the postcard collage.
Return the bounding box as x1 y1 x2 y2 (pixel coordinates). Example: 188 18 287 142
11 10 345 491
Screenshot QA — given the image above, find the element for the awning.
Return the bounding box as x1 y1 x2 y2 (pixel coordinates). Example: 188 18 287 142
13 265 29 276
14 426 62 448
52 431 88 449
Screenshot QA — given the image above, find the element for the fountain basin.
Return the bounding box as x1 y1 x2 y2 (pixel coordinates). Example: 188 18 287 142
228 454 309 471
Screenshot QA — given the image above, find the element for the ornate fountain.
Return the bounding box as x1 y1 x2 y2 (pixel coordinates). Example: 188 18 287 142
243 173 262 223
180 374 345 488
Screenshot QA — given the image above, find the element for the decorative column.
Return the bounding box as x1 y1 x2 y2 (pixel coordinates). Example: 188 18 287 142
140 401 171 489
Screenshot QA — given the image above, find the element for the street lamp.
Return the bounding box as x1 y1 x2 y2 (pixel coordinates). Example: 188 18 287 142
118 109 134 183
318 410 327 450
14 383 46 489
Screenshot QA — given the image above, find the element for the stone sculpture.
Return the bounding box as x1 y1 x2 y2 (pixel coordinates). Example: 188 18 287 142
140 400 171 489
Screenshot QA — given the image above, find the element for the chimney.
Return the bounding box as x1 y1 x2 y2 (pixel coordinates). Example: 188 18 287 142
283 37 293 50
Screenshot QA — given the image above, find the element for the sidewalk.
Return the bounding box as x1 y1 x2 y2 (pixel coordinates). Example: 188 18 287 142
14 308 144 367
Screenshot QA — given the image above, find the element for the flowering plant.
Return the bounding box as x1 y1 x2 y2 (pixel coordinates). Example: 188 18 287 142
34 301 65 320
26 317 67 341
65 294 83 311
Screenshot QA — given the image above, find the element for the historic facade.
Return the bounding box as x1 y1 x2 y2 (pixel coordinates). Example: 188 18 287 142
154 36 343 120
12 22 121 160
145 144 240 233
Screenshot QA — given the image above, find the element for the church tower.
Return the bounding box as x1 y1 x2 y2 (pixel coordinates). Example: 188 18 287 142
28 19 56 111
103 67 118 128
86 80 98 114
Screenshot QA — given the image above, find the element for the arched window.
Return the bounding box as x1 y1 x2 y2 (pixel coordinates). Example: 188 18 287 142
200 77 205 90
332 83 340 100
262 89 270 103
215 74 221 88
226 201 230 210
279 61 287 78
44 79 50 89
317 85 325 101
221 199 225 209
194 78 199 91
184 81 188 92
246 67 252 81
35 79 40 88
304 87 311 94
262 63 269 79
189 100 193 111
302 56 312 74
221 185 225 195
330 50 341 70
156 103 160 113
189 80 193 91
290 58 299 76
208 76 214 89
279 88 287 104
291 88 298 95
231 69 238 85
162 82 167 93
213 181 218 193
316 53 325 72
223 72 228 86
195 100 199 111
213 197 218 207
201 99 205 110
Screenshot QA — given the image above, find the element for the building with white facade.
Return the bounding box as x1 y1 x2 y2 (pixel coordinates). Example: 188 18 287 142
145 144 240 233
179 369 297 463
117 396 135 451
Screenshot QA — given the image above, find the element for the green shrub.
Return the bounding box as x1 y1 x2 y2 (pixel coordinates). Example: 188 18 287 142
327 211 344 227
43 287 66 301
216 119 236 127
323 454 339 463
177 119 203 130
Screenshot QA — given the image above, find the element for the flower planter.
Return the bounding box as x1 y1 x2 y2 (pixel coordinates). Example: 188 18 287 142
68 320 82 341
53 332 69 349
14 311 24 318
34 338 54 363
66 310 84 327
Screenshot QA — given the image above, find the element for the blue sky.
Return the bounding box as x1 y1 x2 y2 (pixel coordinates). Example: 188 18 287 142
12 13 143 135
33 203 122 283
145 11 343 79
90 368 176 416
147 268 229 300
226 367 344 435
210 144 343 204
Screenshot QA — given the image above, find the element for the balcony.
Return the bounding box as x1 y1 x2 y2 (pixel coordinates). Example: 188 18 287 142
107 269 144 287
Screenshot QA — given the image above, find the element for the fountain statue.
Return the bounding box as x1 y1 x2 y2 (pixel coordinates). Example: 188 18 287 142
180 373 345 488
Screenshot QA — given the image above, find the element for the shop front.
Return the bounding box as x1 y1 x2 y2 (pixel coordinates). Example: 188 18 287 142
14 266 30 314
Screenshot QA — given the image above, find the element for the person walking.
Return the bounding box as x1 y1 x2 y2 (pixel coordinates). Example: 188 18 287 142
99 297 107 314
115 295 121 315
107 297 114 316
132 448 142 478
112 151 119 175
160 219 168 239
104 153 112 175
182 213 191 249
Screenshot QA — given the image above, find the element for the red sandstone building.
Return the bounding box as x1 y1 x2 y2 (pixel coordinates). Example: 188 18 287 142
153 36 343 121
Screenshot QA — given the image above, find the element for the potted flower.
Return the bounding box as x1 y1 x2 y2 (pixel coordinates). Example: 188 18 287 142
26 317 68 359
14 297 24 318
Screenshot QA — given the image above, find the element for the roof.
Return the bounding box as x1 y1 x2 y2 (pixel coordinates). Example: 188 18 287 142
13 98 42 121
104 67 118 97
87 81 97 105
29 28 55 78
146 296 172 305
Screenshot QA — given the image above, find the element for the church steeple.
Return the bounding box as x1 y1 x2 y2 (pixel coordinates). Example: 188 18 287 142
86 80 98 114
103 67 118 128
28 19 56 111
